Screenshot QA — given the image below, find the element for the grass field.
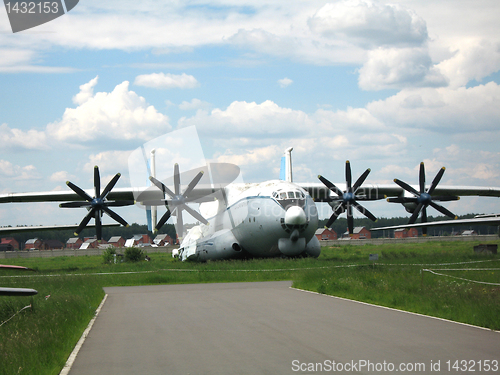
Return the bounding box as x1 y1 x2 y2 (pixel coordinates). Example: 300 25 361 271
1 240 499 375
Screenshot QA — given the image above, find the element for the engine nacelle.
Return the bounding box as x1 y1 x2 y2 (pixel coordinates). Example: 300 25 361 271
402 202 417 214
194 229 243 262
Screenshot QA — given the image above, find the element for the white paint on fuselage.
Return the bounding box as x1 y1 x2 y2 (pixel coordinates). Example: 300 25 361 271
179 180 319 261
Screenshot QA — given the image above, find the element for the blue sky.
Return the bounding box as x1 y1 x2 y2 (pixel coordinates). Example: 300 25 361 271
1 0 500 227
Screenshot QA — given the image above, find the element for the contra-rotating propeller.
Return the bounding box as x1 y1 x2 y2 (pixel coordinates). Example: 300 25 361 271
148 163 208 237
60 166 134 240
387 162 459 235
318 160 383 235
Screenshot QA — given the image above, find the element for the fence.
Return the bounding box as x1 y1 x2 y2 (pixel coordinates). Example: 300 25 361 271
1 235 498 259
319 234 499 247
0 246 175 260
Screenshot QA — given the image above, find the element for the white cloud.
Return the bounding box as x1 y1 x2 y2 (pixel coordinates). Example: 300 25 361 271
0 123 48 150
0 160 41 182
216 145 281 166
84 151 132 174
50 171 73 182
278 77 293 88
178 98 211 111
358 47 448 90
367 82 500 132
0 48 76 73
436 39 500 88
73 76 99 105
308 0 428 48
314 106 385 132
179 100 313 138
134 73 200 89
46 78 170 142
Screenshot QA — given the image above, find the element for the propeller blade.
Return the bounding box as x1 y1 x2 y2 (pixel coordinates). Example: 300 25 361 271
105 200 135 207
347 203 354 235
325 203 345 228
94 166 101 198
429 201 457 219
345 160 352 191
67 181 93 202
95 209 102 240
149 176 175 198
100 173 121 199
102 206 129 227
75 209 95 235
182 204 209 225
387 197 418 204
408 202 424 224
394 179 420 197
174 163 181 196
427 167 445 195
419 162 425 193
352 201 377 222
421 206 428 236
156 209 172 231
431 195 460 202
182 171 204 198
59 201 91 208
318 175 343 197
352 168 371 192
175 207 184 238
354 193 384 201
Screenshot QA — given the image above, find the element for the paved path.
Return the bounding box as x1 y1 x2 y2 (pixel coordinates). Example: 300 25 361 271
69 281 499 374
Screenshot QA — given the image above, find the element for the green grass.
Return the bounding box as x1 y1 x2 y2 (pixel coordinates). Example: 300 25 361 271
1 240 499 374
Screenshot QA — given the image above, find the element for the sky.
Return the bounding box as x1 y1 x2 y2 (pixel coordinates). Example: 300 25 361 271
0 0 499 228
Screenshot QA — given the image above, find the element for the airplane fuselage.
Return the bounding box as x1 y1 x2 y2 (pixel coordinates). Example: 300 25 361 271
177 180 320 261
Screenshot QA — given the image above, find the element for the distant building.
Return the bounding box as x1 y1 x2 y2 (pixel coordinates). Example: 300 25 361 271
80 238 99 249
315 228 337 241
0 237 19 251
66 237 83 249
25 238 42 250
42 240 64 250
108 236 126 248
394 228 418 238
153 234 174 246
344 227 371 240
128 234 152 246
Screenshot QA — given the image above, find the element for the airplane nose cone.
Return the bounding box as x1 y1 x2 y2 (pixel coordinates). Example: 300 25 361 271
285 206 307 226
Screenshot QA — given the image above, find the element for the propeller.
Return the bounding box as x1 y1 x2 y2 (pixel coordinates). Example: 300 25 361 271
148 163 208 237
318 160 382 235
387 162 459 235
60 166 134 240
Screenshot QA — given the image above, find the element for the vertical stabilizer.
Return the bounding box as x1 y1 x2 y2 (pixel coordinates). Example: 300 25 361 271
279 147 293 182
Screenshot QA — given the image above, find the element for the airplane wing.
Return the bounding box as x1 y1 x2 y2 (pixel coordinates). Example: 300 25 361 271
372 215 500 231
0 223 120 234
3 183 499 206
0 185 220 205
0 187 135 204
0 265 38 296
0 287 38 296
299 183 500 201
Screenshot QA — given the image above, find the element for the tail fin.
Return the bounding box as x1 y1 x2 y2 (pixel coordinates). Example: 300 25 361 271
279 147 293 182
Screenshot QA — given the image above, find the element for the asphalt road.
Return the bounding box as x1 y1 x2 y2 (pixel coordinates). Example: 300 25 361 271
68 281 499 374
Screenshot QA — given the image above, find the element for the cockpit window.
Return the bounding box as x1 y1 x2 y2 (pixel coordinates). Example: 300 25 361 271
273 189 306 209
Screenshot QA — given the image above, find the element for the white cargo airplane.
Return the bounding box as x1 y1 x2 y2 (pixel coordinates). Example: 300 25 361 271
1 148 500 261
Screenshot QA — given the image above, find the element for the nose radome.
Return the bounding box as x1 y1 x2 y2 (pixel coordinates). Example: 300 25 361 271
285 206 307 226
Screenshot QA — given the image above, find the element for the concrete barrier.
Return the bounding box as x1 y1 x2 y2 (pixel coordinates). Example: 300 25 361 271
0 246 176 259
319 234 499 247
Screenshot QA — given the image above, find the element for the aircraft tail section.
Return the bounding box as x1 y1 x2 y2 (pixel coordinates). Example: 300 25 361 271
279 147 293 182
